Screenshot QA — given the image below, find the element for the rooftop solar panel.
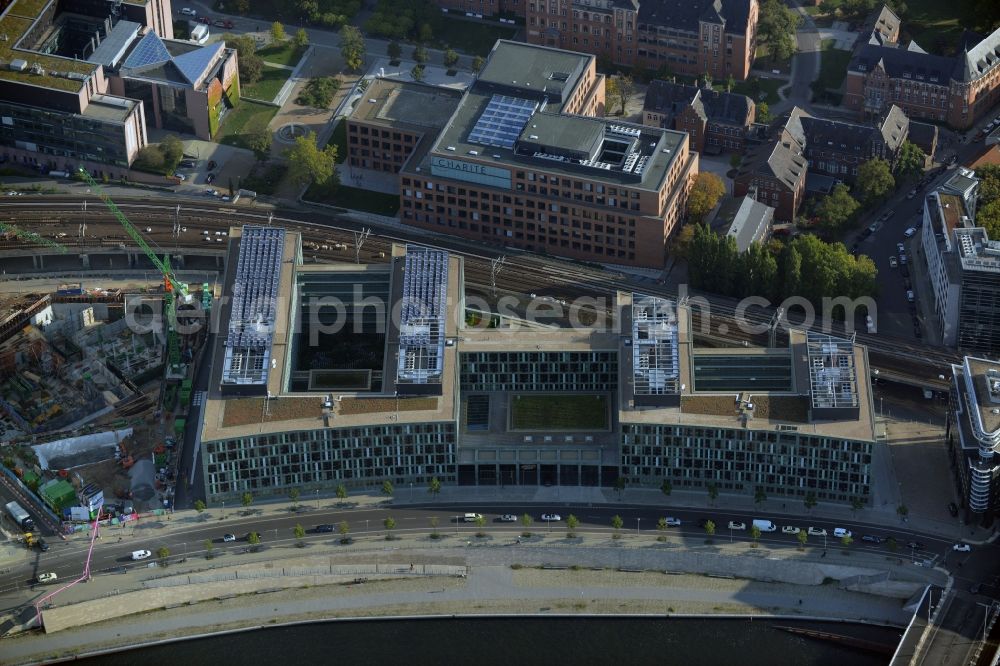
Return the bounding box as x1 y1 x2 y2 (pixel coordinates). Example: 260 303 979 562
173 42 223 85
468 94 537 149
123 31 171 70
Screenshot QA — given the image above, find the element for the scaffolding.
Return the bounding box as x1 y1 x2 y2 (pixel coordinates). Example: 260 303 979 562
397 246 448 385
631 293 680 395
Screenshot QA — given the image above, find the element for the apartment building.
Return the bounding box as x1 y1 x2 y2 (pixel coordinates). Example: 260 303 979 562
844 5 1000 130
398 40 698 269
524 0 758 80
201 234 876 506
642 79 755 154
732 138 807 222
949 356 1000 523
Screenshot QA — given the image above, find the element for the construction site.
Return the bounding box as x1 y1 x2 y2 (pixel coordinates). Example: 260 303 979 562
0 172 215 542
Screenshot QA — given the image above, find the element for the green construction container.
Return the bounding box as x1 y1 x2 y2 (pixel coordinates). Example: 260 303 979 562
174 418 186 436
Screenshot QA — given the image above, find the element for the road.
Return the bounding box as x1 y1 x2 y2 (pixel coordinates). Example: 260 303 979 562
4 502 989 591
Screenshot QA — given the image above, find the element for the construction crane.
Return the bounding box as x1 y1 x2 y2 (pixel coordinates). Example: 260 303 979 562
75 168 190 300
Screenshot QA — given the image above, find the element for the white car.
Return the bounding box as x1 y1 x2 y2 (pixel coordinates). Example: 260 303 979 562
953 543 972 552
897 242 906 253
540 513 561 522
664 517 681 527
130 549 151 560
727 521 746 531
907 188 917 199
807 527 827 536
35 572 58 584
223 533 236 542
174 173 187 181
833 528 852 538
144 227 152 233
781 526 800 534
180 7 196 16
204 189 217 196
906 290 915 302
889 256 898 268
904 227 917 238
498 514 518 522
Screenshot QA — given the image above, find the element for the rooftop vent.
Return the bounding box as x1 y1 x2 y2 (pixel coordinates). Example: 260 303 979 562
9 59 28 72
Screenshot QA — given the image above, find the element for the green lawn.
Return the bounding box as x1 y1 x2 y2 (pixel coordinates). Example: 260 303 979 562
257 42 308 67
810 39 852 104
241 163 287 196
510 394 609 431
432 17 516 56
241 66 291 102
305 182 401 215
728 77 783 105
901 0 977 55
216 101 279 151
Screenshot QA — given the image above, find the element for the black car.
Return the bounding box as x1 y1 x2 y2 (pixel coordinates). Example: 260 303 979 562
179 160 196 169
861 534 883 544
948 502 959 517
313 524 334 533
206 172 216 184
36 538 49 552
208 160 217 171
906 540 925 550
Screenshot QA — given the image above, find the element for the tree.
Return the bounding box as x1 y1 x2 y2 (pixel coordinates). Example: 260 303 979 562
707 483 719 506
657 517 667 532
297 76 339 108
660 479 672 497
387 40 402 60
413 45 428 64
726 74 736 92
288 487 300 508
474 514 487 536
754 486 767 507
894 141 925 179
886 536 898 552
804 491 817 513
410 64 425 82
857 158 895 205
381 480 394 498
897 503 909 521
472 55 485 72
704 519 716 540
293 28 309 49
979 199 1000 241
797 530 808 550
293 523 306 546
418 23 433 42
611 514 624 538
815 183 860 232
729 153 742 170
611 74 634 116
194 499 206 518
686 172 726 222
758 0 800 63
757 102 772 124
850 497 865 516
614 477 627 495
338 520 351 543
605 76 621 115
271 21 286 42
157 546 170 564
336 483 348 503
444 48 459 68
841 534 854 550
160 135 183 172
566 514 580 538
672 224 696 260
205 539 214 559
383 516 396 538
241 54 264 86
247 531 261 551
750 525 761 547
248 129 272 161
241 492 254 511
285 132 338 188
340 25 366 72
428 477 441 497
520 513 534 536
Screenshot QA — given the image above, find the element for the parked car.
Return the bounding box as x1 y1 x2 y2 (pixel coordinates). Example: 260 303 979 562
861 534 883 544
906 540 925 550
889 256 898 268
904 227 917 238
664 517 681 527
833 528 852 538
781 526 800 534
214 19 234 28
179 159 196 168
131 549 151 560
906 290 915 302
498 514 518 522
35 572 58 584
207 160 217 170
727 521 746 530
206 172 216 184
540 513 561 522
953 543 972 552
907 188 918 199
899 252 907 265
180 7 197 17
204 188 217 196
198 16 210 24
948 502 959 517
36 538 49 552
807 527 827 536
223 533 236 542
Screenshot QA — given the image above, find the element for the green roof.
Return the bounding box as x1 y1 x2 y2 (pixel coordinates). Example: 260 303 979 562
8 0 49 20
0 11 98 93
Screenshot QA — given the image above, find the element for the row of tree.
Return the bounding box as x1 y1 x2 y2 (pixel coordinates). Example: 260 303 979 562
758 0 801 64
685 225 877 306
973 164 1000 240
225 0 360 29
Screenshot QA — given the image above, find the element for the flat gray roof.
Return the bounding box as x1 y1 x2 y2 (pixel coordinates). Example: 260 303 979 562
87 20 141 69
350 78 462 131
82 95 136 122
477 40 591 106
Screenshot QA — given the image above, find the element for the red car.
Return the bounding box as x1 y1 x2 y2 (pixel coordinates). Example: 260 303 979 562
199 16 210 24
214 19 234 28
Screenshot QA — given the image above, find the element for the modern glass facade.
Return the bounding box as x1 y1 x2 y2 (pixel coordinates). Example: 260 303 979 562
0 100 134 167
460 351 618 392
621 423 872 503
203 422 456 499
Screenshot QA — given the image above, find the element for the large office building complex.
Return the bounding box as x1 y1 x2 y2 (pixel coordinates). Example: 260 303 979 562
392 40 698 268
949 356 1000 522
200 230 876 507
0 0 238 173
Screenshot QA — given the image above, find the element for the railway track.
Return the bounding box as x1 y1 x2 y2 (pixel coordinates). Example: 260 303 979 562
0 199 961 384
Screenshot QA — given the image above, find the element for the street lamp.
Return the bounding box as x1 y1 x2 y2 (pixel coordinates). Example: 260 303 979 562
221 500 225 518
315 489 319 509
636 517 641 537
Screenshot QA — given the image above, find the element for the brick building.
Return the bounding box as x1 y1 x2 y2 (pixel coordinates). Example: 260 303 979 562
845 5 1000 130
733 138 807 222
642 79 754 153
398 40 698 269
525 0 758 80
